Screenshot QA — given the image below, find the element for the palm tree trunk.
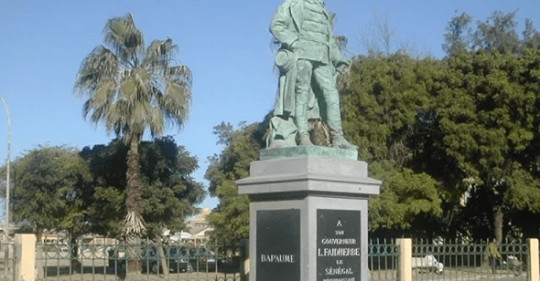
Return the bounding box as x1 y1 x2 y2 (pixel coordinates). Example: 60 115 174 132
123 133 146 273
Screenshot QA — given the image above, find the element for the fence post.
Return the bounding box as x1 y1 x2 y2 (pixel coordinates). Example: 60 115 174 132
396 238 412 281
14 234 36 281
240 239 249 281
529 238 539 281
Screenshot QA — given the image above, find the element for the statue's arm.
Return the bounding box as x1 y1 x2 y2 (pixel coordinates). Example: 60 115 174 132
270 4 298 48
330 38 351 68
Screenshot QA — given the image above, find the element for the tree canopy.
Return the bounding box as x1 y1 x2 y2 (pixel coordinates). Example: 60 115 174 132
342 54 444 237
81 137 205 239
4 137 204 241
7 146 92 239
204 121 266 245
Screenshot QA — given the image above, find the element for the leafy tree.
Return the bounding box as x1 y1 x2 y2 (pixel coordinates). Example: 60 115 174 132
444 11 540 56
74 14 192 242
205 121 266 245
79 142 127 238
80 137 205 239
140 137 205 238
472 10 520 54
341 54 444 237
7 146 92 239
368 162 442 237
443 12 473 56
522 18 540 49
435 51 540 242
439 10 540 241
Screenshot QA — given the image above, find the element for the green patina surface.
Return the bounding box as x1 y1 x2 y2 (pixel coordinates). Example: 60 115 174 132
267 0 357 150
260 146 358 161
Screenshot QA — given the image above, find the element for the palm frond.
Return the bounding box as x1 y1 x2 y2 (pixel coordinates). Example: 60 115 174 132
169 65 192 87
82 78 116 123
74 46 118 95
76 14 192 144
162 78 191 125
105 99 129 137
103 13 144 66
144 39 178 72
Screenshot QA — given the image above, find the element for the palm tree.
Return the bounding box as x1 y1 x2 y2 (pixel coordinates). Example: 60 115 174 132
74 14 192 243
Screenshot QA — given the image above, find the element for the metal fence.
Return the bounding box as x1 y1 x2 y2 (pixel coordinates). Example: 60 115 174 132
369 238 399 281
36 242 243 281
367 238 531 281
411 239 528 281
0 240 16 281
5 238 534 281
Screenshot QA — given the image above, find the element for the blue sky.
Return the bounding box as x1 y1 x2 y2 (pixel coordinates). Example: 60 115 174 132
0 0 539 213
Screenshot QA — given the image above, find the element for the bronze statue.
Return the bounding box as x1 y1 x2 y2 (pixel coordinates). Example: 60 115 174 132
268 0 356 150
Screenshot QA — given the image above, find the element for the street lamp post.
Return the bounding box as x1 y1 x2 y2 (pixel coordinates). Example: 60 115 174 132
0 94 11 239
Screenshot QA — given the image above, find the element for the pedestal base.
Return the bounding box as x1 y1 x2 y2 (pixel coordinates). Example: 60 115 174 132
237 147 381 281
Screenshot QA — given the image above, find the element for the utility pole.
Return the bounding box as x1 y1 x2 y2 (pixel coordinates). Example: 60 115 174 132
0 93 11 240
0 93 12 279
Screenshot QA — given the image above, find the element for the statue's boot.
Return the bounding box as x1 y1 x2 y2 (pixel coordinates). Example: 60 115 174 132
331 133 357 150
295 103 313 146
326 102 357 150
299 134 313 146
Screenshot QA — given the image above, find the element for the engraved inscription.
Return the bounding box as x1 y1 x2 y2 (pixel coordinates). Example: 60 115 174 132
317 210 361 281
257 209 300 281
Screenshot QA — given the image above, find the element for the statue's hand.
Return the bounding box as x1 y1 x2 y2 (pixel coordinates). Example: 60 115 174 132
336 64 349 74
289 40 299 51
342 57 352 67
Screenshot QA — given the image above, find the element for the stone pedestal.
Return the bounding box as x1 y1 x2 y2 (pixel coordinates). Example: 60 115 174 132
237 146 381 281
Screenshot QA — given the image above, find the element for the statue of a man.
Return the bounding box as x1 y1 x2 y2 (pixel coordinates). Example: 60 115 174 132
268 0 356 150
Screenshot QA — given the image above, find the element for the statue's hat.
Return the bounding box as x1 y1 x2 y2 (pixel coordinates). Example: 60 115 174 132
275 49 296 71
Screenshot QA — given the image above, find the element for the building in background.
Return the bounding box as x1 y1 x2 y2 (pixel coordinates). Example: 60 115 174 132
185 208 213 244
